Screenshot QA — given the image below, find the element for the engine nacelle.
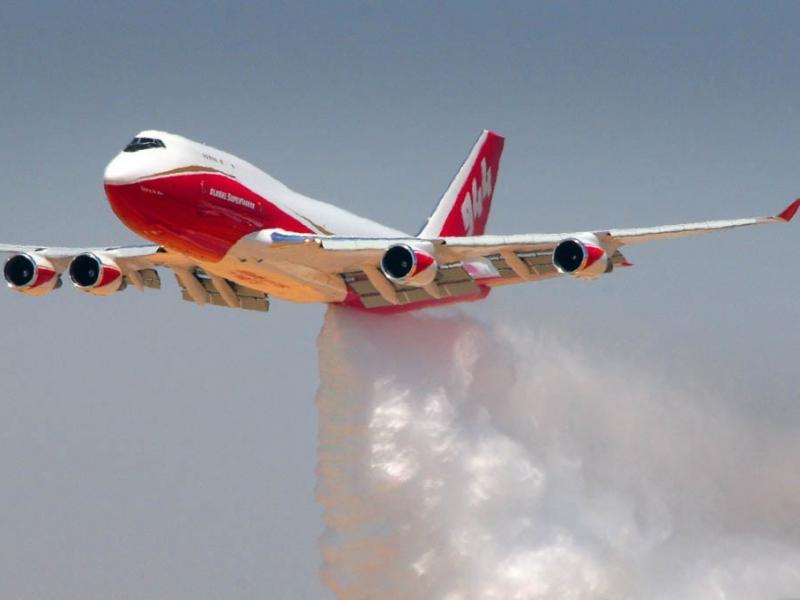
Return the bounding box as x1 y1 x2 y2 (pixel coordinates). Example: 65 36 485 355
68 253 126 296
3 253 61 296
552 236 612 280
380 244 438 287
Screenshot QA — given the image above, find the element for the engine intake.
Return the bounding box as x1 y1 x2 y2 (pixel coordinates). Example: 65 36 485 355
3 253 60 296
552 238 611 280
380 244 437 287
68 253 125 295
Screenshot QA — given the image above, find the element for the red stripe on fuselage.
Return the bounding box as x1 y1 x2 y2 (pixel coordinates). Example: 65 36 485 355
105 173 315 262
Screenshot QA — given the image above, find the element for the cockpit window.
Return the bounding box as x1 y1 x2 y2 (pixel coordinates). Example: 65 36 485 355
124 137 166 152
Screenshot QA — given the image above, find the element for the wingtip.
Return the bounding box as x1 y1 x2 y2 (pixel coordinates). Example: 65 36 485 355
777 198 800 222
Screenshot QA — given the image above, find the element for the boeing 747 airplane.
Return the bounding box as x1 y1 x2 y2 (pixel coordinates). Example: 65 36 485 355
1 130 797 313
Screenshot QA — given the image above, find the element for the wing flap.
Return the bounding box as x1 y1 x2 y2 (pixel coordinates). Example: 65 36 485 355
126 268 161 291
175 269 270 312
343 264 481 308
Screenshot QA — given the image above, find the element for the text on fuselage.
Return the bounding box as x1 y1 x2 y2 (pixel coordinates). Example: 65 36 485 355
209 188 256 210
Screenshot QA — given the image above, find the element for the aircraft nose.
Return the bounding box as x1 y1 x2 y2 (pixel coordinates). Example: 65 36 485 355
103 153 141 185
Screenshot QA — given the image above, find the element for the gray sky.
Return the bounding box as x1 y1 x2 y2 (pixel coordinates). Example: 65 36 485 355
0 2 798 598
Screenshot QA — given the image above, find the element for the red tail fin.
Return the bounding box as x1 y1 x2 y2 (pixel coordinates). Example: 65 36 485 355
418 130 505 238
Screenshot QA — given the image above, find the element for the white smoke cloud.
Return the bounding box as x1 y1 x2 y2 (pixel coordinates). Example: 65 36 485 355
316 306 800 599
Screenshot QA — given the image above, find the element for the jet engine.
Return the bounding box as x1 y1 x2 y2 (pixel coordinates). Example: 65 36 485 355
68 253 126 295
380 244 438 287
552 236 612 280
3 253 61 296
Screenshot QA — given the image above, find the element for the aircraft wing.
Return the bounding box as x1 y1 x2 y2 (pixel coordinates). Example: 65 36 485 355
2 199 795 312
437 202 798 258
265 199 799 308
0 243 169 270
0 243 271 312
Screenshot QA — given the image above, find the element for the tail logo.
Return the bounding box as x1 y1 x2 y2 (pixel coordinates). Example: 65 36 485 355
460 158 493 235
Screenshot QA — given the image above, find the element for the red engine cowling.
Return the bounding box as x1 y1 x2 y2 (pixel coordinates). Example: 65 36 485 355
3 253 61 296
68 253 126 296
552 236 612 280
380 244 438 287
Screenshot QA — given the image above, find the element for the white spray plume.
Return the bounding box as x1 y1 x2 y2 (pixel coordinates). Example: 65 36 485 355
316 306 800 599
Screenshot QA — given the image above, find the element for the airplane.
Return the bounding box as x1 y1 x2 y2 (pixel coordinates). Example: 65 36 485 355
1 130 797 314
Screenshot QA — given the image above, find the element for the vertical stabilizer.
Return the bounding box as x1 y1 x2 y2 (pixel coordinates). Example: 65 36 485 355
418 130 505 238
